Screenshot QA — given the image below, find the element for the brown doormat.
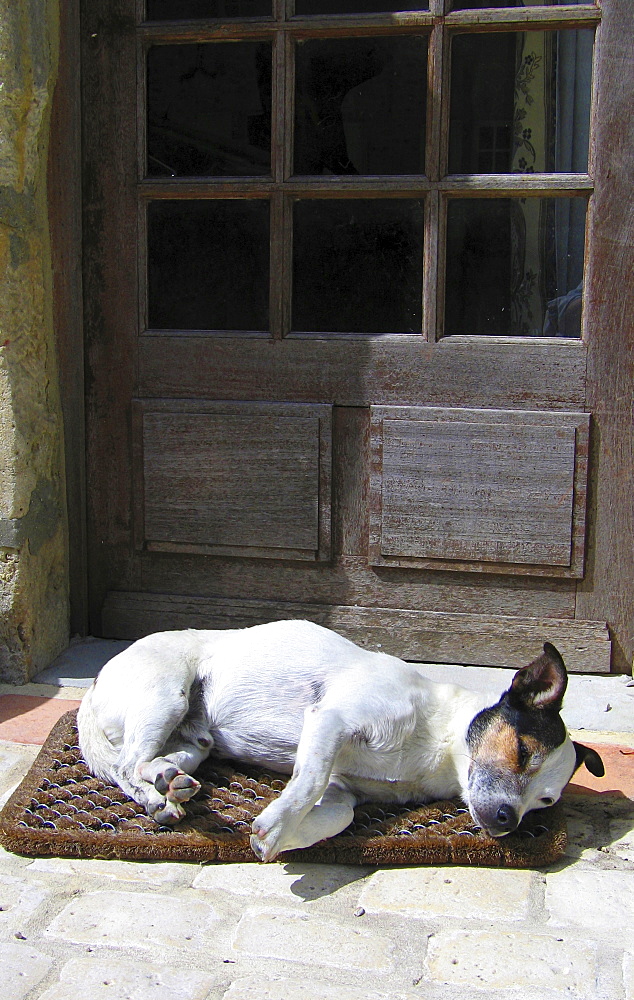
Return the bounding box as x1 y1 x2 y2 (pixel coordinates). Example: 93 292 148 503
0 711 567 867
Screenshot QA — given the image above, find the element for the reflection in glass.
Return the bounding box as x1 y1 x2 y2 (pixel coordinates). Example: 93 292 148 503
295 37 427 176
449 30 593 173
293 199 424 334
295 0 428 13
147 43 271 177
147 201 270 331
444 198 587 337
146 0 271 18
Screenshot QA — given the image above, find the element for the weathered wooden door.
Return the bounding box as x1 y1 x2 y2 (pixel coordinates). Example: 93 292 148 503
82 0 634 671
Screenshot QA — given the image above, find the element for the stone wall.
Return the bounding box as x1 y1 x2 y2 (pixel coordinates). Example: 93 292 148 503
0 0 68 682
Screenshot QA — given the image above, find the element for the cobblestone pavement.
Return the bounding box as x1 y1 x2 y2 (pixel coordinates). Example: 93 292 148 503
0 676 633 1000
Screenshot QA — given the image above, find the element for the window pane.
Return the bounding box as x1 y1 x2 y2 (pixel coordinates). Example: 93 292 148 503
449 30 593 173
295 37 427 176
146 0 271 18
147 43 271 177
147 201 270 331
295 0 428 13
293 199 424 334
444 198 586 338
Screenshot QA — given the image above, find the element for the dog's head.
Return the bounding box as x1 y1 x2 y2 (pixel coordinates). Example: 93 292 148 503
465 642 604 837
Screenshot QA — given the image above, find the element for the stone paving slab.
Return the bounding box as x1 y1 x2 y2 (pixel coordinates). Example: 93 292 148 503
37 955 220 1000
193 860 372 904
546 868 634 932
359 865 535 921
45 889 227 954
0 942 53 1000
0 743 39 801
231 905 396 971
625 952 634 1000
425 928 598 994
0 847 631 1000
223 975 422 1000
0 872 51 938
27 856 200 887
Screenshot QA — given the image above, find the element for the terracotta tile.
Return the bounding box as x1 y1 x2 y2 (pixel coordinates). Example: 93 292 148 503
566 743 634 801
0 695 81 745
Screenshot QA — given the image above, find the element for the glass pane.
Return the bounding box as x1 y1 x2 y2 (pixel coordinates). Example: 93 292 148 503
444 197 586 338
293 199 424 334
146 0 271 18
296 0 428 13
147 201 270 330
449 30 593 173
147 42 271 177
451 0 588 9
294 37 427 176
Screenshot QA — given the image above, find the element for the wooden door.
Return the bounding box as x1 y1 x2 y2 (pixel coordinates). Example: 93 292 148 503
81 0 634 672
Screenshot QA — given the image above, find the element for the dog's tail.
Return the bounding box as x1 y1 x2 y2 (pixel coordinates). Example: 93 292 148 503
77 684 119 783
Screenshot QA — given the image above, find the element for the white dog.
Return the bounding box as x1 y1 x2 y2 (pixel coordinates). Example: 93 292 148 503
77 620 603 862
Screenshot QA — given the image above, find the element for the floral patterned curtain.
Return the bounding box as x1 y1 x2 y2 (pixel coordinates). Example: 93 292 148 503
510 4 592 337
510 30 554 335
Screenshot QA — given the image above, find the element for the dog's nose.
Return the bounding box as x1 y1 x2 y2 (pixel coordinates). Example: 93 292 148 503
495 804 518 832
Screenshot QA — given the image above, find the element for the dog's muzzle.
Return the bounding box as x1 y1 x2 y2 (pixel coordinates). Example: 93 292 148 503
471 802 519 837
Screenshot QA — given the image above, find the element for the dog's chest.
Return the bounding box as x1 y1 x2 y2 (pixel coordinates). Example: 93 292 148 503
334 740 463 804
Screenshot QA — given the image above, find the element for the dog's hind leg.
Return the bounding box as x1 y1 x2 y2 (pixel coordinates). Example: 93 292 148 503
250 704 352 862
114 690 211 824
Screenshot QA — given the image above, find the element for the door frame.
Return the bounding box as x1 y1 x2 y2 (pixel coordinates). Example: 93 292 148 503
54 0 634 671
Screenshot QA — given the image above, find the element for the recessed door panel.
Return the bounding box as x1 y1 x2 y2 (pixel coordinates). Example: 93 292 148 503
370 407 590 577
137 402 332 561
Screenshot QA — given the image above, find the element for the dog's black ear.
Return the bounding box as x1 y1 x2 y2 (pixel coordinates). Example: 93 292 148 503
507 642 568 711
573 741 605 777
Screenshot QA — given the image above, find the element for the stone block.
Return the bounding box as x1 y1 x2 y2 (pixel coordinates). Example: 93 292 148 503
625 952 634 1000
45 889 223 952
0 872 49 936
231 906 394 970
223 975 420 1000
28 857 195 886
0 942 52 1000
426 929 596 992
608 816 634 863
37 955 218 1000
0 741 39 798
194 861 368 900
359 865 533 920
546 869 634 931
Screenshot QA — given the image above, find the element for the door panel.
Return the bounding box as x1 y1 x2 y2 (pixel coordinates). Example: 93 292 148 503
81 0 633 672
369 406 589 576
135 401 332 561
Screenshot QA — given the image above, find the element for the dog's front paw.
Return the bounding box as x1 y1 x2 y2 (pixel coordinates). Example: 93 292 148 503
250 809 294 863
250 824 280 863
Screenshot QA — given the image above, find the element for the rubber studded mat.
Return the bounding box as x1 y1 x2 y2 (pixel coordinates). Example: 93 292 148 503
0 711 567 867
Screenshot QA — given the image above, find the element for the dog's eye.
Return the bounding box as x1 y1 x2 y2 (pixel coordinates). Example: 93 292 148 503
518 741 531 769
539 796 554 806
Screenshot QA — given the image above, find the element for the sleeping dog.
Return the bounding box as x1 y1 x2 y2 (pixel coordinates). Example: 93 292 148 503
77 620 604 862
